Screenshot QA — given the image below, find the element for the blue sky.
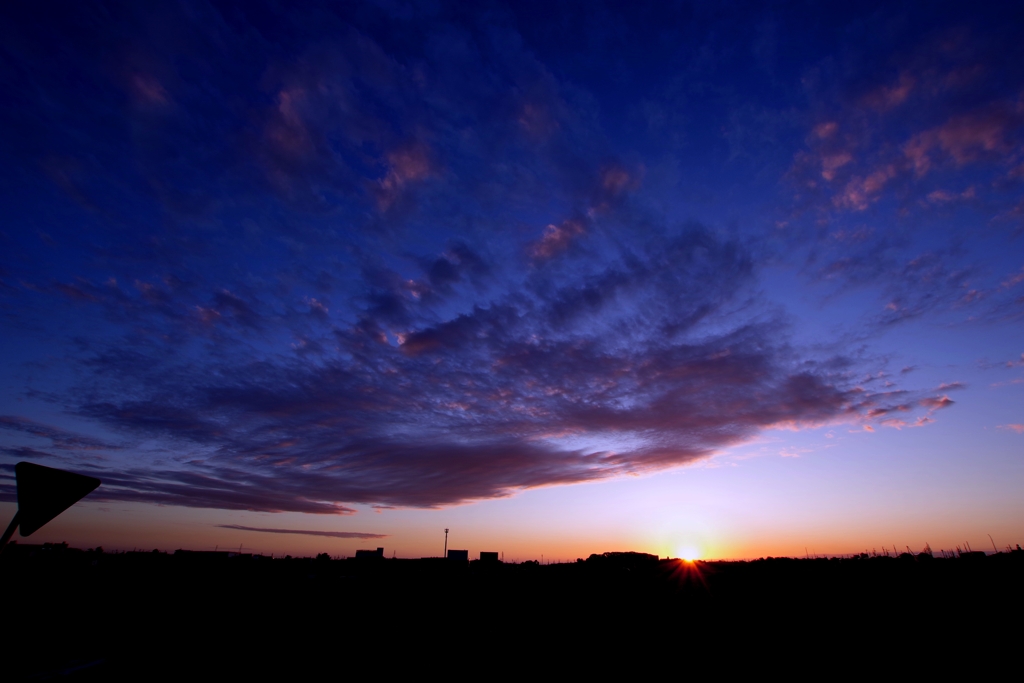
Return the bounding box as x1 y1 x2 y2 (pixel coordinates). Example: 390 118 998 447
2 1 1023 558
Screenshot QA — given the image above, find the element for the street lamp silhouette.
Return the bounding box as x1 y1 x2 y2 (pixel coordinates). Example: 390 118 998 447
444 528 449 558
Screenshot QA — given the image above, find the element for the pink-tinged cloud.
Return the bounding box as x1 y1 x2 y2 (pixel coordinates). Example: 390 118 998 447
55 280 101 302
880 415 933 430
957 289 983 306
834 165 897 210
530 218 586 261
926 186 976 204
919 395 954 411
306 297 329 320
375 143 434 210
191 290 261 329
868 404 912 418
518 102 560 139
1002 270 1024 289
130 74 169 106
943 64 986 91
904 105 1020 176
812 121 838 139
585 164 642 214
195 306 221 325
999 424 1024 434
863 72 915 110
600 164 637 197
821 152 853 181
265 87 313 158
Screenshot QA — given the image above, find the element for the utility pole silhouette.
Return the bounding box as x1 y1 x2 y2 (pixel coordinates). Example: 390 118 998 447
444 528 449 558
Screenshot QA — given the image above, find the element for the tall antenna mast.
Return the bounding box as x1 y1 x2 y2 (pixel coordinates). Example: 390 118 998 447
444 528 449 558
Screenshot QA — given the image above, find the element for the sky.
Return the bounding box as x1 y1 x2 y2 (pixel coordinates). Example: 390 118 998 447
2 0 1023 561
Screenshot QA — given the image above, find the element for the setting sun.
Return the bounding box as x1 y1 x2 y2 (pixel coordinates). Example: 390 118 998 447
677 547 701 562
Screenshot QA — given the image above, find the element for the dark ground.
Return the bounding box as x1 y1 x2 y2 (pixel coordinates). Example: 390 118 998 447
3 546 1022 678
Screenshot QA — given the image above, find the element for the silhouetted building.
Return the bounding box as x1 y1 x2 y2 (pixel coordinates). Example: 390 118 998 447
447 549 468 561
355 547 384 559
480 551 499 562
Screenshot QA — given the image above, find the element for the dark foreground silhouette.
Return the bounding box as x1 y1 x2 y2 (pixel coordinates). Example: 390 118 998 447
4 545 1022 678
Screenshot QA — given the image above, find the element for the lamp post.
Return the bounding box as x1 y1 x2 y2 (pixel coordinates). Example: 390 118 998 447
444 528 449 558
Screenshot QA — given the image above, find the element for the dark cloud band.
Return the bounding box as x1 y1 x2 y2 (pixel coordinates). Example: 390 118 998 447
215 525 386 540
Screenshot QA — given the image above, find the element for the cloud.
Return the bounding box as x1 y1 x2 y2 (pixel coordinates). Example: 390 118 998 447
1 446 58 460
925 186 976 204
781 25 1024 327
75 466 360 514
833 164 897 211
374 143 435 211
589 163 641 212
812 122 838 139
998 424 1024 434
529 218 587 261
0 415 121 452
903 105 1020 176
208 290 263 329
215 525 385 540
130 74 170 107
868 404 911 418
880 416 933 430
919 395 954 411
820 152 853 181
862 72 915 111
28 224 915 512
1002 270 1024 289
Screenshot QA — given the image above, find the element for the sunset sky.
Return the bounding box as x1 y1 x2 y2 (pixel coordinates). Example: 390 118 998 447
2 1 1023 560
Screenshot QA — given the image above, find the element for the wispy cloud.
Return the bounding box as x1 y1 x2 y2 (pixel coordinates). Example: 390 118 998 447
529 218 587 261
3 226 914 512
215 525 386 540
0 416 121 452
